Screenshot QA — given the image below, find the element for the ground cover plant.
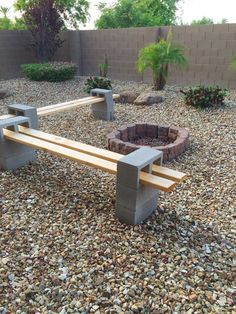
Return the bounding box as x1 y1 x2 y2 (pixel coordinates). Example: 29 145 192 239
84 76 112 93
0 77 235 313
21 62 77 82
180 85 227 108
137 30 187 90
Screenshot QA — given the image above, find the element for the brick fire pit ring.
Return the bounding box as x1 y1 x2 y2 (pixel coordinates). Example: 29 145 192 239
107 123 189 162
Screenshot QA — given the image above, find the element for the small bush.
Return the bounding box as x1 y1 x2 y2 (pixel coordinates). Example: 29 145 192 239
84 76 112 93
21 62 77 82
180 85 227 108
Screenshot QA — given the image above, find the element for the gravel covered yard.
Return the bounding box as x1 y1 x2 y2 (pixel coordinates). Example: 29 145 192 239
0 78 235 313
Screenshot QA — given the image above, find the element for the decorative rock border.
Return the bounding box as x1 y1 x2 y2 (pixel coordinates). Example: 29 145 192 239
107 123 189 162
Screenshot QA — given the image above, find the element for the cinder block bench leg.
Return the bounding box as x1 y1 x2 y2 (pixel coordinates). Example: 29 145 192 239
8 104 38 129
90 89 114 121
116 147 163 225
0 117 36 171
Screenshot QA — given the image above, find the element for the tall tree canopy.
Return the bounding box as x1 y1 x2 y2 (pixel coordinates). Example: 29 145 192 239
190 16 214 25
14 0 89 28
96 0 180 29
0 6 26 30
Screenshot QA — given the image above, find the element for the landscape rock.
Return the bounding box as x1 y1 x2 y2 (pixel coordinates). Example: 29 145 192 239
0 90 9 99
0 77 235 313
134 91 164 105
118 90 140 103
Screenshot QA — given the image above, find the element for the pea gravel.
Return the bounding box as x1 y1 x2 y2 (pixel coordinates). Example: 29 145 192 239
0 77 235 314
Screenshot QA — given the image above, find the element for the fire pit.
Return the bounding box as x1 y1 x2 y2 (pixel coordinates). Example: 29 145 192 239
107 123 189 162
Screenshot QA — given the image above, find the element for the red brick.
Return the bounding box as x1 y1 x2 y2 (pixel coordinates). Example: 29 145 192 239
136 123 147 137
158 125 170 139
146 124 158 138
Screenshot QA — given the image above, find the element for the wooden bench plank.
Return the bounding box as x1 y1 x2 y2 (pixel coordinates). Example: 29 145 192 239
0 94 120 119
19 126 186 182
37 94 120 116
0 114 15 120
37 96 102 114
3 129 176 192
38 98 104 116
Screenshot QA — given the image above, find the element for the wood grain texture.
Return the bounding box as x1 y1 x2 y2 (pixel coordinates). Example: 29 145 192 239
19 126 187 182
3 128 176 192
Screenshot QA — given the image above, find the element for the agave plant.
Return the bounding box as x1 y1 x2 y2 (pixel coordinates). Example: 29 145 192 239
137 30 187 90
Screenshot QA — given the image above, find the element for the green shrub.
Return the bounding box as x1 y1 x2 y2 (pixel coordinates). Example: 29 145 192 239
84 76 112 93
21 62 77 82
180 85 227 108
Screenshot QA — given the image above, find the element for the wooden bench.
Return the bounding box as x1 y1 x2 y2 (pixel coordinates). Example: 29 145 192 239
0 92 119 120
0 98 187 225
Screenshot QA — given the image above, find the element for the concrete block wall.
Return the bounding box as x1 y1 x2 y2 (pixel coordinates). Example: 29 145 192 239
0 30 37 79
0 24 236 88
77 24 236 88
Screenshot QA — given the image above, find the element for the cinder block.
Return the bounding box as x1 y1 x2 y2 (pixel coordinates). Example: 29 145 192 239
90 89 114 121
116 147 163 225
8 104 38 129
0 116 36 171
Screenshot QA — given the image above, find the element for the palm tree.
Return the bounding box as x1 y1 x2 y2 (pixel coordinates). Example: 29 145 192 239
0 6 10 19
137 30 187 90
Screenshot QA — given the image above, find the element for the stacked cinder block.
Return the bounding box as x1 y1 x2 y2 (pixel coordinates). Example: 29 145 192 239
90 89 114 121
0 104 38 171
116 147 163 225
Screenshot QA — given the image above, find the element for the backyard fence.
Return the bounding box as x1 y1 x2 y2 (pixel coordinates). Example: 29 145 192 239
0 24 236 88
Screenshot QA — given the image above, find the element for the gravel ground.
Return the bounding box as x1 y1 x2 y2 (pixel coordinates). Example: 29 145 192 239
0 77 235 313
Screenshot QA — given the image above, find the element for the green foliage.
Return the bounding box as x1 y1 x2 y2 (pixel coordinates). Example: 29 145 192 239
0 17 26 30
0 17 12 30
191 16 214 25
21 62 77 82
180 85 227 108
0 6 10 18
137 30 187 90
230 55 236 69
14 0 89 28
84 76 112 93
0 6 26 29
98 55 109 77
96 0 180 29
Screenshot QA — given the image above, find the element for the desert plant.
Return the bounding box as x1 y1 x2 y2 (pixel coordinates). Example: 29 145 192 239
180 85 227 108
137 30 187 90
84 76 112 93
21 62 77 82
98 55 109 77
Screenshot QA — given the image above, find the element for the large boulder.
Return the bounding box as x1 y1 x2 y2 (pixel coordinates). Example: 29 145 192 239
118 91 140 104
0 90 10 99
134 91 164 106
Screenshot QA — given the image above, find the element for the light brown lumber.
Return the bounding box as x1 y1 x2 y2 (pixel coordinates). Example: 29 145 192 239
3 129 176 192
0 114 15 120
18 126 187 183
37 94 120 116
37 98 104 116
0 94 120 119
37 96 101 113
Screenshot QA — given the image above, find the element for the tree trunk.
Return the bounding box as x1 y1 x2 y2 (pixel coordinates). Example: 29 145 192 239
153 64 168 90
